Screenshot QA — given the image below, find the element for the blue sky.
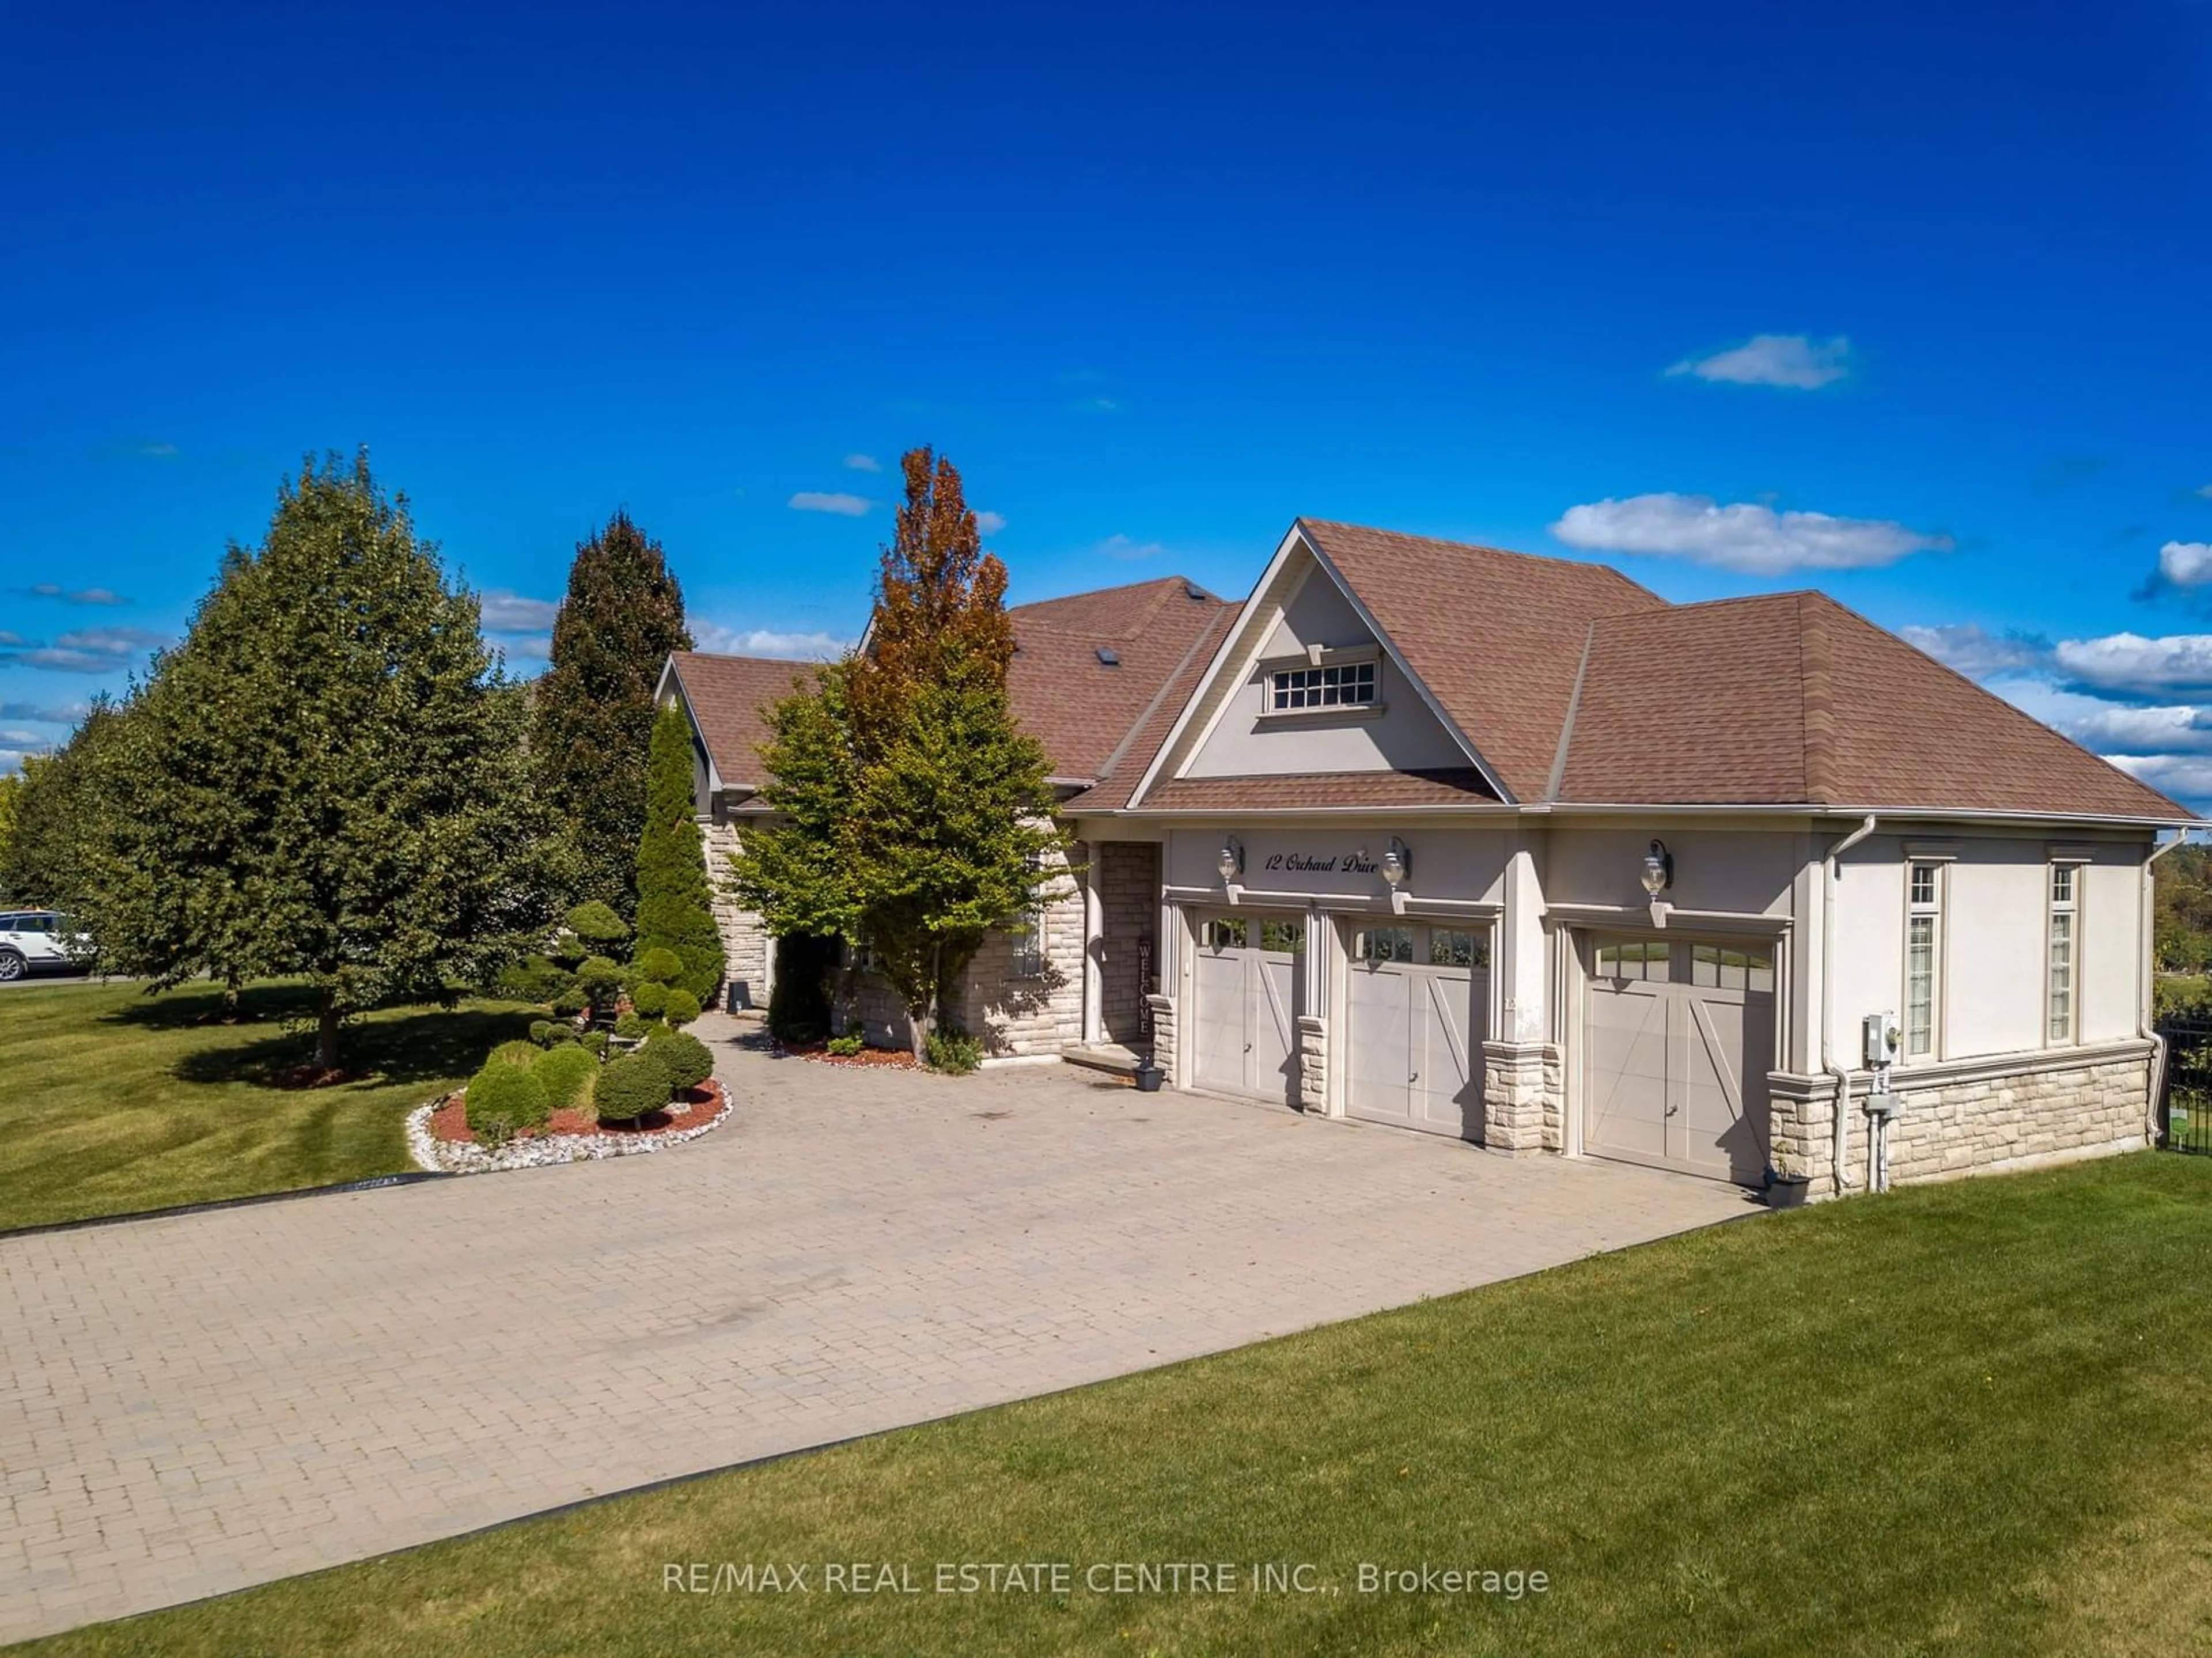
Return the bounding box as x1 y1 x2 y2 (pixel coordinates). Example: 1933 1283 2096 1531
3 1 2209 800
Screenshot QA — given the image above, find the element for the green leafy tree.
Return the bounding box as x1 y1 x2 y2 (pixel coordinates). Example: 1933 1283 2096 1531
78 451 566 1069
732 448 1062 1057
534 512 693 921
634 701 726 1002
0 702 131 907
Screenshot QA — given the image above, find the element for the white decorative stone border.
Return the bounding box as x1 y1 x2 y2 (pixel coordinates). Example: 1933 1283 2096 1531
406 1083 732 1174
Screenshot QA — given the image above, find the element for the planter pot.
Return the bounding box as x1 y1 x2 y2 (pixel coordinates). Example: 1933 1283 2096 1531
1764 1175 1813 1210
1132 1062 1164 1093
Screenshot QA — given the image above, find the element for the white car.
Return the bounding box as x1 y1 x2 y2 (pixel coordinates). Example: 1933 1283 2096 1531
0 911 92 982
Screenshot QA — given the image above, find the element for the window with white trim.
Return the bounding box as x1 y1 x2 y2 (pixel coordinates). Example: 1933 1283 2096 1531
1007 854 1047 978
2047 863 2078 1044
1270 659 1376 711
1906 862 1941 1058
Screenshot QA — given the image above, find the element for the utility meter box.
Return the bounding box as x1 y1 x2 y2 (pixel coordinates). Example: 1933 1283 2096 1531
1863 1089 1902 1122
1862 1012 1900 1069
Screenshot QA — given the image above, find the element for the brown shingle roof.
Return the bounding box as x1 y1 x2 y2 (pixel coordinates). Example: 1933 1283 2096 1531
1551 590 2189 817
1297 518 1667 800
1060 601 1243 812
1006 577 1233 781
1136 769 1500 813
668 653 815 789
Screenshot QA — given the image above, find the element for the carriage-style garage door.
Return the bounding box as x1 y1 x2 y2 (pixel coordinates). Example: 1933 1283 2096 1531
1582 935 1774 1186
1191 914 1304 1106
1346 923 1488 1139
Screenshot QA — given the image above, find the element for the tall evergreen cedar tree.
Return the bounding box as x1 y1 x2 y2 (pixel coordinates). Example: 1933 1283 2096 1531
0 699 130 907
535 513 693 921
733 448 1061 1055
77 452 564 1069
634 701 726 1002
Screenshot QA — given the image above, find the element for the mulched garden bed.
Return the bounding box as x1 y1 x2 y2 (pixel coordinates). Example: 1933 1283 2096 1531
779 1040 919 1069
407 1078 731 1174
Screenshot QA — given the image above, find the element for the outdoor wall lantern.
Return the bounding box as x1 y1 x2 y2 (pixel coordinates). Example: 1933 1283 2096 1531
1641 838 1673 895
1381 838 1410 887
1218 836 1244 883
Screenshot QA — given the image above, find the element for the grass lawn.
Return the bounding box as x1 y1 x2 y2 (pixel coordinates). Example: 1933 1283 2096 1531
0 978 536 1231
14 1153 2212 1657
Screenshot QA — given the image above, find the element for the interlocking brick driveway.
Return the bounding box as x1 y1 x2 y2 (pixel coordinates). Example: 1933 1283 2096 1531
0 1013 1747 1641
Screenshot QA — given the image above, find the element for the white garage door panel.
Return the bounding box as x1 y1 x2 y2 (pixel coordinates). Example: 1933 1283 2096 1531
1190 914 1302 1107
1192 952 1248 1094
1346 923 1488 1141
1583 936 1772 1187
1415 970 1479 1137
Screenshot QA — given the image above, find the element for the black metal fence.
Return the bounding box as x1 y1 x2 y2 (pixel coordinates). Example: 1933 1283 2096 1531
2157 1016 2212 1154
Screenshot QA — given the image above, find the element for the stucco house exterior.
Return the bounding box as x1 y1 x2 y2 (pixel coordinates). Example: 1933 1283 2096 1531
662 519 2195 1202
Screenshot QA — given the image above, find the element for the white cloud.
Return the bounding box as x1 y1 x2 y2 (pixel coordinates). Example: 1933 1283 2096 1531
975 510 1007 535
843 453 881 474
0 700 86 725
1099 534 1167 561
1899 623 2052 678
21 583 129 605
2103 754 2212 803
478 589 560 632
54 626 168 656
0 625 170 673
2155 541 2212 588
0 750 26 775
1551 493 1950 575
0 631 35 648
1992 680 2212 755
2050 633 2212 699
789 491 874 517
692 620 850 661
1667 334 1851 389
0 727 49 745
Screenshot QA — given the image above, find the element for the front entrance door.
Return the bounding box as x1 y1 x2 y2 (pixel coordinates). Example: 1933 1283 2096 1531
1346 922 1490 1139
1582 935 1775 1185
1190 913 1304 1106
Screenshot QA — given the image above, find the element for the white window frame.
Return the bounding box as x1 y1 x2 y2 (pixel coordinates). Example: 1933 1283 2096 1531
1007 854 1047 978
1255 645 1384 720
2046 857 2084 1046
1903 860 1945 1062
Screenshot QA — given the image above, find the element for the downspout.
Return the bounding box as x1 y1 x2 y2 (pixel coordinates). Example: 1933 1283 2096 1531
1823 815 1879 1195
2142 830 2194 1144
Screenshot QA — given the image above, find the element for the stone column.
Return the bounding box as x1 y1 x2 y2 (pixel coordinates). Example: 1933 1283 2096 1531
1146 993 1177 1085
1296 1016 1328 1115
1081 843 1105 1047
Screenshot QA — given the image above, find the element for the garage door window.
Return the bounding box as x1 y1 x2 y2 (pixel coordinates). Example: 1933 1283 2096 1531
1204 918 1248 949
1206 915 1304 953
1429 928 1489 968
1690 942 1772 993
1596 938 1671 981
1353 926 1415 962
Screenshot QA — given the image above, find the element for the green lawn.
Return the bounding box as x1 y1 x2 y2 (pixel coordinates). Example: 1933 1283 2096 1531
15 1154 2212 1657
0 978 536 1231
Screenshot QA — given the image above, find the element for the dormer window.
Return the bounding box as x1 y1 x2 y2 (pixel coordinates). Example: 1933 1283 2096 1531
1270 658 1376 711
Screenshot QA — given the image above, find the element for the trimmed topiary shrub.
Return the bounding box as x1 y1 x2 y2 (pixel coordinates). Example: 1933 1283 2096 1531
490 1039 540 1069
465 1061 551 1140
528 1019 554 1047
632 980 669 1019
636 945 684 987
564 899 631 953
545 1021 579 1046
925 1025 984 1075
651 1030 714 1093
613 1011 646 1040
495 954 571 1005
532 1044 599 1112
595 1052 672 1124
664 987 701 1028
551 986 588 1018
574 955 624 1010
580 1029 609 1057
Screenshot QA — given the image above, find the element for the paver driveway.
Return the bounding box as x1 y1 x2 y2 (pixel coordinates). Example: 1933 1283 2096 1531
0 1013 1748 1642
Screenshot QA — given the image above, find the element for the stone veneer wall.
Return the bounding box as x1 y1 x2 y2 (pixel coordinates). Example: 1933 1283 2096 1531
1096 843 1161 1048
1481 1040 1560 1153
1766 1042 2153 1195
702 813 772 1010
1147 993 1178 1083
1296 1016 1327 1114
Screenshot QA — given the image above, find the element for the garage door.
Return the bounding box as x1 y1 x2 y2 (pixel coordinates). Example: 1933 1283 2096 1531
1347 923 1488 1139
1191 914 1304 1106
1582 936 1774 1186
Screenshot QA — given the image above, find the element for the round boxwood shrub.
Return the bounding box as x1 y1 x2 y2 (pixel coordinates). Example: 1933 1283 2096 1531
465 1061 551 1140
532 1044 599 1112
612 1011 646 1040
528 1019 554 1047
489 1038 540 1069
544 1021 579 1046
563 900 630 953
649 1029 713 1093
663 987 701 1028
595 1052 672 1124
574 955 624 1008
580 1029 609 1057
631 980 668 1019
636 945 684 986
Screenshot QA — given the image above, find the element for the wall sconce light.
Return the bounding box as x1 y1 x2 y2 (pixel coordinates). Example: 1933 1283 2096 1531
1641 838 1673 896
1381 837 1410 887
1217 836 1244 883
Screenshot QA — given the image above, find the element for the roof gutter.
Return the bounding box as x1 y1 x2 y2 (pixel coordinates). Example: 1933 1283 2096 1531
1823 813 1880 1197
